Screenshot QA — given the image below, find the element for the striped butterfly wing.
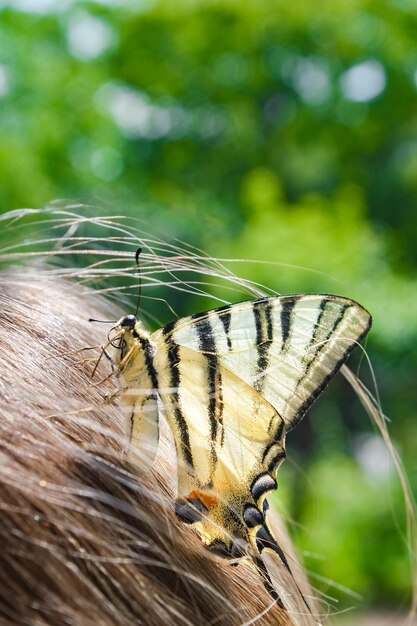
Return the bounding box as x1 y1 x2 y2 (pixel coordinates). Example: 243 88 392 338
156 294 371 432
116 294 370 618
153 343 286 545
151 295 371 552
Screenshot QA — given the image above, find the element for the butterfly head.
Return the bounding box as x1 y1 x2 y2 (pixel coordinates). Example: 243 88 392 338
119 314 137 329
108 314 147 366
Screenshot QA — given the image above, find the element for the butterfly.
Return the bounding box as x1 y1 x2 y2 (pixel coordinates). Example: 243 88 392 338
107 292 371 614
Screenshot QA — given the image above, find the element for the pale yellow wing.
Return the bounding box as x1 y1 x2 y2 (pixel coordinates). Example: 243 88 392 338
149 294 370 619
117 294 370 618
153 343 285 545
150 294 371 548
153 294 371 433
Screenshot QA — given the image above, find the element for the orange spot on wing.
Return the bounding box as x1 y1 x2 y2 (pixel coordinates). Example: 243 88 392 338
188 489 219 510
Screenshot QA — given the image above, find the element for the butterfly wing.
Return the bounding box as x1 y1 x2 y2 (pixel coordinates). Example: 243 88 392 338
155 294 372 432
151 295 371 547
127 294 370 618
153 341 285 524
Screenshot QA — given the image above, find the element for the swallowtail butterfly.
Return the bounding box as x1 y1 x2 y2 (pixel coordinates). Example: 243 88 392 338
108 292 371 616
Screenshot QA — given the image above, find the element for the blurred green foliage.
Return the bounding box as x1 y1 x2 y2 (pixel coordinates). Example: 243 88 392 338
0 0 416 615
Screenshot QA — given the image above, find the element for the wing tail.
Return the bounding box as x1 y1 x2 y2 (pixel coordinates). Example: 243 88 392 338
254 522 323 626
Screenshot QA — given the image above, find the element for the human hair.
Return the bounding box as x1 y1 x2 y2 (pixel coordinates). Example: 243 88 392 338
0 272 317 626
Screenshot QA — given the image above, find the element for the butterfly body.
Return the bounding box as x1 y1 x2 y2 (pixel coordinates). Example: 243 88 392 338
110 294 371 612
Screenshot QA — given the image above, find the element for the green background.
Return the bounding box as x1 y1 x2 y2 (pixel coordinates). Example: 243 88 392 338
1 0 416 620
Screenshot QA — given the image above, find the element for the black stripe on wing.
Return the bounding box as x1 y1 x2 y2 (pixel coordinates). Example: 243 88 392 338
127 393 155 445
252 296 301 392
261 419 286 475
162 325 194 469
195 316 224 472
280 296 300 349
289 303 372 431
218 305 232 350
292 301 348 394
132 328 159 392
252 299 274 392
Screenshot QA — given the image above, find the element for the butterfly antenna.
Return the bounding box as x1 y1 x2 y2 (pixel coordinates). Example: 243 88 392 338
134 246 143 318
88 318 116 323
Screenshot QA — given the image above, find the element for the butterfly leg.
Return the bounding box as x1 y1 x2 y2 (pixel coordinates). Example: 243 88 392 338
103 386 127 404
102 346 115 371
